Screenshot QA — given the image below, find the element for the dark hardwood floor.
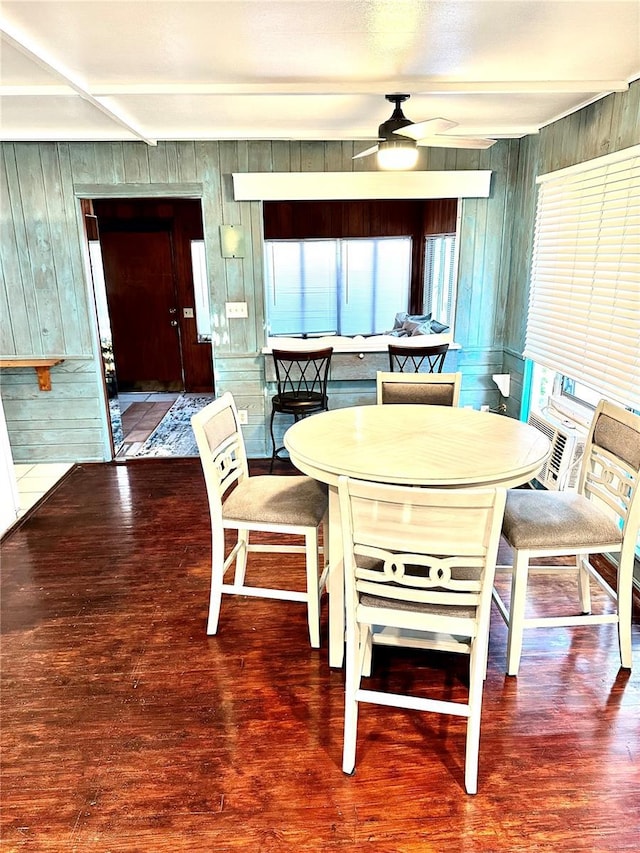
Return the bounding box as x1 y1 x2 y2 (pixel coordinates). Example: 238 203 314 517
1 460 639 852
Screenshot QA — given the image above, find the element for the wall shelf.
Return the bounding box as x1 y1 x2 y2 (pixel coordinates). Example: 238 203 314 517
0 358 64 391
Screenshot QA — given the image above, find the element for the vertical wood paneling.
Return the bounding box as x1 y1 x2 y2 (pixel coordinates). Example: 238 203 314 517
289 142 302 172
195 142 226 360
504 134 539 353
219 142 251 354
616 81 640 148
69 143 98 183
242 141 272 350
324 141 345 171
176 141 198 182
238 143 266 352
2 81 637 462
1 145 33 354
123 143 150 183
148 143 170 183
494 140 519 349
57 143 94 356
424 148 445 171
300 142 325 172
93 142 119 183
13 144 65 353
39 145 88 355
271 141 292 172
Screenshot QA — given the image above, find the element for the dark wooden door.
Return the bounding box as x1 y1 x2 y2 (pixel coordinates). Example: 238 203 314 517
100 229 184 389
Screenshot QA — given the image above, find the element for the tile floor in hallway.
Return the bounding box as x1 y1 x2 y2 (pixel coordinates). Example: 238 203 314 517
8 392 208 529
13 462 75 519
115 392 179 458
11 395 180 521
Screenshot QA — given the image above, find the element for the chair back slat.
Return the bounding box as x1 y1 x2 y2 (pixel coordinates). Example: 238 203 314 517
388 342 449 373
579 401 640 533
339 478 505 624
272 348 332 400
191 393 249 513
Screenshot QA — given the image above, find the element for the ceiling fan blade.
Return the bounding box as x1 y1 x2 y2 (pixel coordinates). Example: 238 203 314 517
395 118 458 140
415 135 497 150
352 144 380 160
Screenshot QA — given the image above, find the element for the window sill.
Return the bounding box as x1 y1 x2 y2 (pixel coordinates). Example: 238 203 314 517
263 334 457 354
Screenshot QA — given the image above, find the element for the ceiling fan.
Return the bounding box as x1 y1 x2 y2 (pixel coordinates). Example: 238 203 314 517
354 94 497 170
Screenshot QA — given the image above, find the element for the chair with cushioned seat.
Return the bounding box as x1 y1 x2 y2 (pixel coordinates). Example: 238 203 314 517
191 392 329 648
376 371 461 406
269 347 333 471
388 341 449 373
338 475 506 794
492 399 640 676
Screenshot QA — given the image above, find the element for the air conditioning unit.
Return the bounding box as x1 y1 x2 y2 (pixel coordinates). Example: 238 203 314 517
528 407 587 491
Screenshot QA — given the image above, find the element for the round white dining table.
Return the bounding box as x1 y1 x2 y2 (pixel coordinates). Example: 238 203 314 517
284 404 551 667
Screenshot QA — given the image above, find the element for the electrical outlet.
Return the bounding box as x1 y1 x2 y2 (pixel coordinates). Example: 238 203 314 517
237 409 248 425
480 404 490 412
225 301 248 319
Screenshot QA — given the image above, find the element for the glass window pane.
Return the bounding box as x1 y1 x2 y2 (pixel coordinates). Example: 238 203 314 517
266 241 338 335
190 240 211 341
265 236 411 337
340 238 411 335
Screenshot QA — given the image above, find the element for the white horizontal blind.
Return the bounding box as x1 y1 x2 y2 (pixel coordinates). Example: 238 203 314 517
524 145 640 410
423 234 456 326
264 237 411 336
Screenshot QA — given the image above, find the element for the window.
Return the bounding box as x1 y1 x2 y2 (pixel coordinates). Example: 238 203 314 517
423 234 457 327
524 145 640 411
190 240 211 341
264 237 411 336
560 376 602 409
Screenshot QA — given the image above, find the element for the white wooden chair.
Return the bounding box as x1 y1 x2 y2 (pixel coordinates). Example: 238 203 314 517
376 371 462 406
338 476 506 794
493 399 640 676
191 392 329 648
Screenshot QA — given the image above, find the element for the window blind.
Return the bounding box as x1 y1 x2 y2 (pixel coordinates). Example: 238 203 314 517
524 145 640 410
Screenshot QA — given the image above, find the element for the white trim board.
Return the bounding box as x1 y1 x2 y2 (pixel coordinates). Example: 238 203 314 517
232 171 492 201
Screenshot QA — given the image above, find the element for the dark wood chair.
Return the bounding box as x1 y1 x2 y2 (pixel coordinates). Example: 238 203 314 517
269 347 333 470
388 342 449 373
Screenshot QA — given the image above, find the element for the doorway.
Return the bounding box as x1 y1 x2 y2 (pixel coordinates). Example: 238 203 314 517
98 228 185 391
85 198 215 459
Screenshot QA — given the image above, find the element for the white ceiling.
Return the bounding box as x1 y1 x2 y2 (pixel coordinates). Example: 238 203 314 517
1 1 639 147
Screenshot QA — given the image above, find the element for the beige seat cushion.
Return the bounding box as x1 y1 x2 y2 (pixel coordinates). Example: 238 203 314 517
502 489 623 550
224 475 327 526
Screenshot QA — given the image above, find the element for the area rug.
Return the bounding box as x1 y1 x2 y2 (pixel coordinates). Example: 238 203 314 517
134 394 215 457
108 398 124 449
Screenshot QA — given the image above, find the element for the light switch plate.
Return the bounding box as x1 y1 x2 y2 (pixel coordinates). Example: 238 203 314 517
183 307 194 318
225 301 248 319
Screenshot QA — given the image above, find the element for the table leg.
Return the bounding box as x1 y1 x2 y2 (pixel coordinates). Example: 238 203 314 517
327 485 345 668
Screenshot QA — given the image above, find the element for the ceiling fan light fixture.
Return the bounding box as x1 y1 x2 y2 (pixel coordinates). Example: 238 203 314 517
376 139 419 170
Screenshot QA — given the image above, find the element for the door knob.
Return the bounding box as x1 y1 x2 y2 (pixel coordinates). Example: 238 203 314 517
170 320 178 327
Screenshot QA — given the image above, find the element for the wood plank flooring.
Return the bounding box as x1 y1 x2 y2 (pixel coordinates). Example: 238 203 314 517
1 460 639 852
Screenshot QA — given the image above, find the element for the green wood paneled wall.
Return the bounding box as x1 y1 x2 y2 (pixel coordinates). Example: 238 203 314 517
1 80 638 461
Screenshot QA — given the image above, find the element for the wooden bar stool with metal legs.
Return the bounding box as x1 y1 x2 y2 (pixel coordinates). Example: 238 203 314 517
269 347 333 471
